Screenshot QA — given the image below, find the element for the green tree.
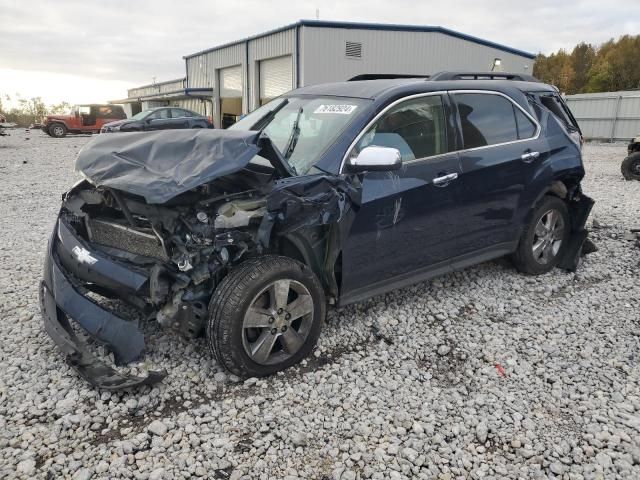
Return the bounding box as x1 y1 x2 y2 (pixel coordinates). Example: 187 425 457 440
49 101 72 114
569 43 596 93
535 34 640 93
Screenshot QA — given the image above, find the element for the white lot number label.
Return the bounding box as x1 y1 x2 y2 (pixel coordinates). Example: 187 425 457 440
314 104 358 115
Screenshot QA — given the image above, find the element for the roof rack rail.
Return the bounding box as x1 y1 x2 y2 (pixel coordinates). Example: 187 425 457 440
429 71 540 82
348 74 430 81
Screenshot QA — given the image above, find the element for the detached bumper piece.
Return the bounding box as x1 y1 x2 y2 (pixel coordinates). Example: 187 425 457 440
558 193 597 271
41 219 166 390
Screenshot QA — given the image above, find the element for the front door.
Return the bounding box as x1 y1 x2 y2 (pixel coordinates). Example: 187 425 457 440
170 109 191 129
341 93 465 299
145 108 173 130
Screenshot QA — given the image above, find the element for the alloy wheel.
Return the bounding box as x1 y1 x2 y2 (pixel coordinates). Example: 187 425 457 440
532 209 565 265
241 279 314 365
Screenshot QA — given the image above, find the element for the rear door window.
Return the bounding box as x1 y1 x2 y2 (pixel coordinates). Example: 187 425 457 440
453 93 521 149
514 108 537 139
170 109 187 118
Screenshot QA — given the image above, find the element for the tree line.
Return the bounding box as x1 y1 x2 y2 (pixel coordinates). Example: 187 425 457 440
0 95 72 126
533 34 640 94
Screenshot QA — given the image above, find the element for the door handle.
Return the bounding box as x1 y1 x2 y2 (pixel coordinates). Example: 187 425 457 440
432 172 458 186
521 151 540 163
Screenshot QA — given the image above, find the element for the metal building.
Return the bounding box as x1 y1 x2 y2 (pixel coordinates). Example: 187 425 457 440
111 78 213 118
564 90 640 141
183 20 535 128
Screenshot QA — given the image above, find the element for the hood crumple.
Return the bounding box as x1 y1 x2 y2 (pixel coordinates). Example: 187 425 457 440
75 129 265 204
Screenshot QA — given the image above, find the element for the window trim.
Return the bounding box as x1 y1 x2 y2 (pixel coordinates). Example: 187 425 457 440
340 90 541 173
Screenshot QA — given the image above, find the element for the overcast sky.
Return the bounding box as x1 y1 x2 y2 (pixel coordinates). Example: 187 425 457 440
1 0 639 106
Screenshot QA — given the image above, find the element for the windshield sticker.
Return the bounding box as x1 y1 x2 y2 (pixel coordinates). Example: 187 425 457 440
314 104 358 115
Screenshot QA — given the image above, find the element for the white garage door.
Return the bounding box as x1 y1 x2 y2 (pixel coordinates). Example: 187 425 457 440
219 65 243 128
259 55 293 105
219 65 242 98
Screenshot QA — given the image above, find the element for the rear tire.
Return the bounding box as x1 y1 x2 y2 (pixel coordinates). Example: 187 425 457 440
513 195 570 275
48 123 67 138
207 255 325 377
621 152 640 181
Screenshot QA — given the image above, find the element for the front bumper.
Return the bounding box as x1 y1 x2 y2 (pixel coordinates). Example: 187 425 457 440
40 216 166 389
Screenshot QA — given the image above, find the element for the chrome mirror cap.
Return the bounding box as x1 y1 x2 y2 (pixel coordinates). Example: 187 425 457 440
346 146 402 173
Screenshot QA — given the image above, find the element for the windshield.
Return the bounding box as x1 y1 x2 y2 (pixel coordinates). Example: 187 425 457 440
130 110 152 121
230 96 369 175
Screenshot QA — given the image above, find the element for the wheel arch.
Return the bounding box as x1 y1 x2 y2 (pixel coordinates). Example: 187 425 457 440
274 231 337 299
49 120 68 130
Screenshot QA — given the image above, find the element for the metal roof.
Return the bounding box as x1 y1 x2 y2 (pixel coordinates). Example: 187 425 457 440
183 19 536 60
110 88 213 104
129 78 186 90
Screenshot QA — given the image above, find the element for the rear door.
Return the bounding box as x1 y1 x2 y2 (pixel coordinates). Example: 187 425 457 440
341 93 465 297
170 109 190 129
450 91 544 255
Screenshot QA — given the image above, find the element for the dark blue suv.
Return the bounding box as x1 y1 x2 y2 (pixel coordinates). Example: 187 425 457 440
41 72 593 388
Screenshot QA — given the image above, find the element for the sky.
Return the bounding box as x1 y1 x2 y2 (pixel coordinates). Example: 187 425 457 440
1 0 639 108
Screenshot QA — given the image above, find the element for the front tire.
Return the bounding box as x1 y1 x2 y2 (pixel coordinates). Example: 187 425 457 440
621 152 640 181
48 123 67 138
207 255 325 377
513 195 570 275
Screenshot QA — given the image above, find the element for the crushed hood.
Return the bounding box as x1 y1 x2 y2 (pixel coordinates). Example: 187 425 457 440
75 129 289 204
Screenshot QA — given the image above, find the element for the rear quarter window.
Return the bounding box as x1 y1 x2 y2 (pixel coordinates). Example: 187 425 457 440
97 105 126 119
535 93 579 131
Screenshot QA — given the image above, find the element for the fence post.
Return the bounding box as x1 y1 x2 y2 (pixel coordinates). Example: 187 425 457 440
610 95 622 142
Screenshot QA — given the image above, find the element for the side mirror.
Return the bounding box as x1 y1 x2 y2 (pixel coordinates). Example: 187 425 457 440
346 146 402 173
74 110 79 118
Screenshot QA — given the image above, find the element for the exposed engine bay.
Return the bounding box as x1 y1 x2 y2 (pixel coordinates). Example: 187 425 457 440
63 167 272 338
43 129 361 388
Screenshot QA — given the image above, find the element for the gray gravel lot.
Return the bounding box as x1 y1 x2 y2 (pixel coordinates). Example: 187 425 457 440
1 130 639 480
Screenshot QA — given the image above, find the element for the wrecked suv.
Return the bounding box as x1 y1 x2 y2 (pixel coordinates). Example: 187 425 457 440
41 72 594 389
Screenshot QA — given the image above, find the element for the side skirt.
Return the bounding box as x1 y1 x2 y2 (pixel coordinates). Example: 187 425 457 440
338 241 517 307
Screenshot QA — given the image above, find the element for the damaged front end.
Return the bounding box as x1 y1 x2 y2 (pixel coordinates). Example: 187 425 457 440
41 129 360 389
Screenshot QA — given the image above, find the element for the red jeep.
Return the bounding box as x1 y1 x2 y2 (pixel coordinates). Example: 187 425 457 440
44 104 127 138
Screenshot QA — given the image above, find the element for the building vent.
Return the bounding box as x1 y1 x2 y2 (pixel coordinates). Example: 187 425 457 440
345 41 362 58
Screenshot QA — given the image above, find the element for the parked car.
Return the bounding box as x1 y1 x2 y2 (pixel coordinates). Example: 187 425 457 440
44 104 127 138
100 107 212 133
41 72 594 389
621 134 640 181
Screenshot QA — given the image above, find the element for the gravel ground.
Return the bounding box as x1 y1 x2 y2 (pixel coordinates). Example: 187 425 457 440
1 129 639 480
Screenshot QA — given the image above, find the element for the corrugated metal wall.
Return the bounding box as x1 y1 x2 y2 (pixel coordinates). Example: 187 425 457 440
565 91 640 141
248 28 297 110
299 27 533 85
185 28 297 126
186 43 246 126
128 79 186 98
183 24 534 127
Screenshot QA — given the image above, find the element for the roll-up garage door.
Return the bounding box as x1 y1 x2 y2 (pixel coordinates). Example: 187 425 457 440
219 65 243 128
259 55 293 105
